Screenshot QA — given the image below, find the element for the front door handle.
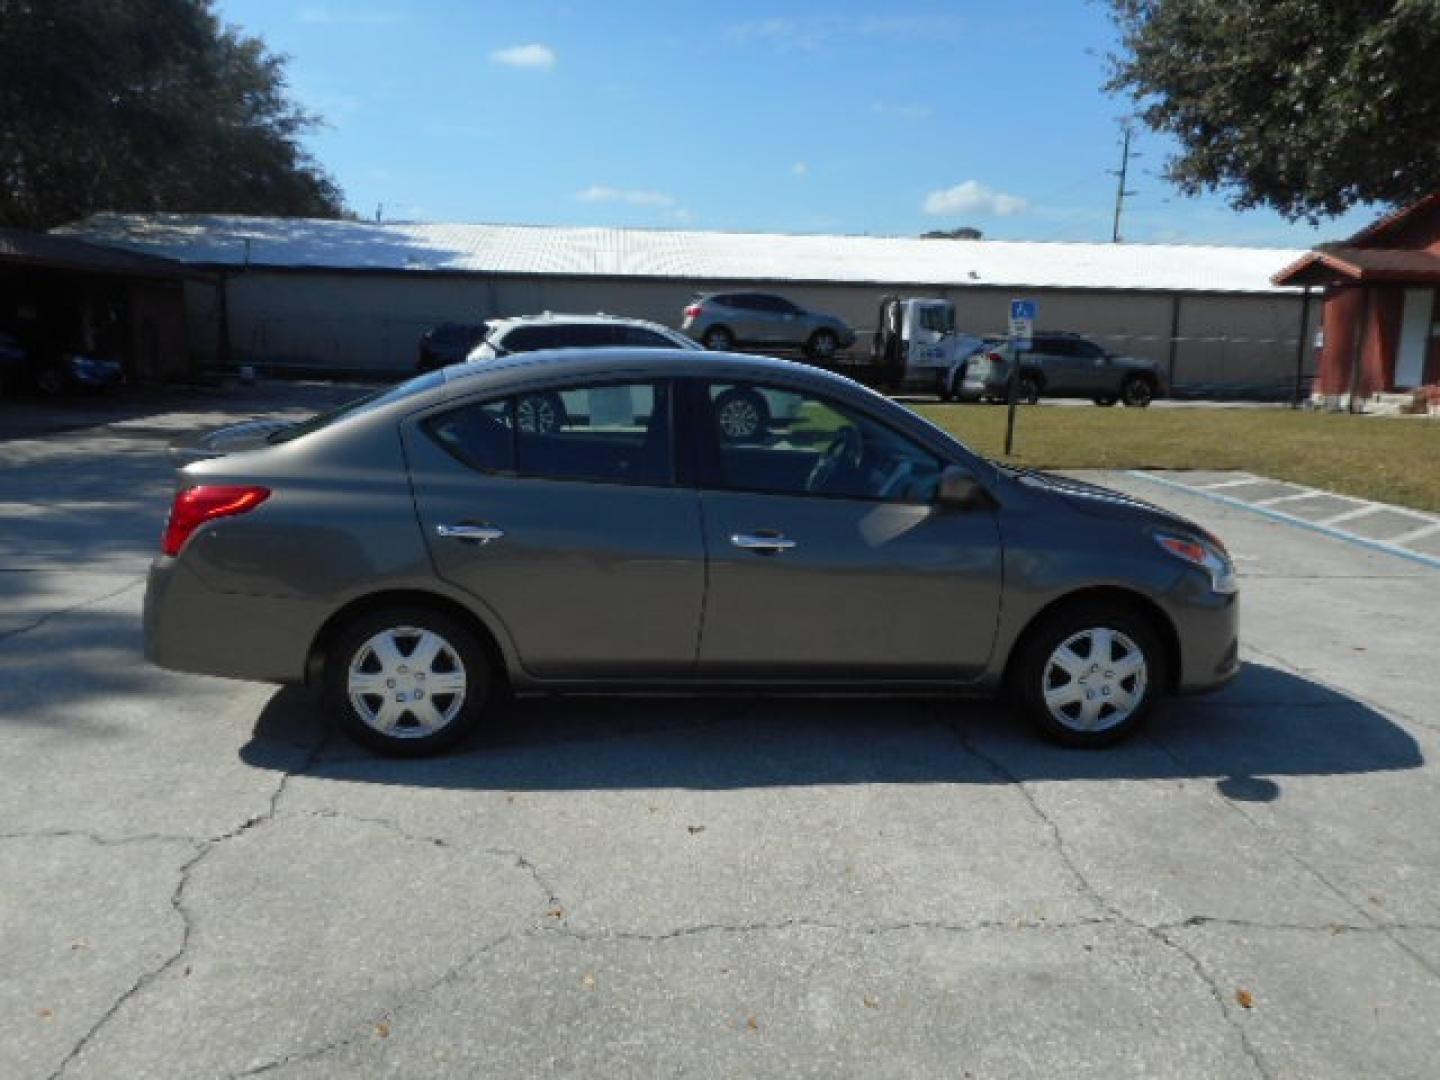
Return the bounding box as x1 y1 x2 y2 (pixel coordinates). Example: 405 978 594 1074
730 532 797 554
436 523 504 545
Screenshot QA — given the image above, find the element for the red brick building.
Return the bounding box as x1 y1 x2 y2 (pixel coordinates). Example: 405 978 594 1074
1274 195 1440 404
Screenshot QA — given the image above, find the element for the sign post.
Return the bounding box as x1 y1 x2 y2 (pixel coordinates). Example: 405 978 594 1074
1004 299 1036 456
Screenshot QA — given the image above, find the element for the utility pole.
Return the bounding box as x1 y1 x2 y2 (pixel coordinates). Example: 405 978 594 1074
1111 124 1139 243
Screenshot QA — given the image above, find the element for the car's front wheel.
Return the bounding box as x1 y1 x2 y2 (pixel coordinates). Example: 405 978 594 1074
325 607 491 756
1011 604 1164 747
1121 376 1155 408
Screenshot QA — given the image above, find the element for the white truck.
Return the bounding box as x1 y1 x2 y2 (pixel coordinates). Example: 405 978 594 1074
869 297 986 398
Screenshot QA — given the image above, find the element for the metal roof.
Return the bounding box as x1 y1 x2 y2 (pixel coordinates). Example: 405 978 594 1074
0 225 199 278
56 213 1305 295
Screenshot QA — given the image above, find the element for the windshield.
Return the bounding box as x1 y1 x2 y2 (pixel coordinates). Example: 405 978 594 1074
267 370 445 444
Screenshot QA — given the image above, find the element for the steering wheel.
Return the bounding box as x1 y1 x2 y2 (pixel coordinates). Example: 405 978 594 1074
806 426 864 493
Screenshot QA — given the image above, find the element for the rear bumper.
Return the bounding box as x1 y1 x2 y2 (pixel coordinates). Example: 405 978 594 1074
143 556 327 684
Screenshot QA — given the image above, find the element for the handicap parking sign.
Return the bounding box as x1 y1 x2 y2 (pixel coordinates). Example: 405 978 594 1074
1009 298 1036 350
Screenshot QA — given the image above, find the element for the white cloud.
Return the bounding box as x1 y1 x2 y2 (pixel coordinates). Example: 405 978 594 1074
576 185 677 208
298 7 405 25
923 181 1029 218
792 162 809 177
490 43 557 70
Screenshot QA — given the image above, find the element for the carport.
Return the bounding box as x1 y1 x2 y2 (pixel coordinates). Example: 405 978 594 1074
0 227 205 385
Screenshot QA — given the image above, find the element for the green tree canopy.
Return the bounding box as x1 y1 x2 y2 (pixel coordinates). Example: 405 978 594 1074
0 0 345 229
1107 0 1440 221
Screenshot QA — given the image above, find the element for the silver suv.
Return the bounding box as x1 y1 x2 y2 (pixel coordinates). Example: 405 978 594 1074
682 292 856 360
467 313 699 362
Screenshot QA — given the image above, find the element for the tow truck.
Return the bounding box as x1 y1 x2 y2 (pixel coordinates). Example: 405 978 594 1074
867 296 986 398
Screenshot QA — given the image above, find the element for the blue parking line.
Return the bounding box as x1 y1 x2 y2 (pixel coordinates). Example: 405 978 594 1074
1123 470 1440 573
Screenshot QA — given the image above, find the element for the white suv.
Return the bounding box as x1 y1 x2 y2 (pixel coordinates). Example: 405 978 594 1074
466 313 700 362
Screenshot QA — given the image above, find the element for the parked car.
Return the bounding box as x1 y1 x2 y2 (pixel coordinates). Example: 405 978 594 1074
145 348 1239 757
682 292 856 360
0 330 123 396
466 313 699 362
418 322 489 372
0 331 28 396
960 333 1165 407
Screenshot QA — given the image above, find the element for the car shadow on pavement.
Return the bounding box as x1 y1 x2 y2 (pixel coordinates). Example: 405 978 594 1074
240 660 1423 798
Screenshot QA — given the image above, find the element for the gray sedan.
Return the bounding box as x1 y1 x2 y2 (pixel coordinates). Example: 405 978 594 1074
145 350 1238 756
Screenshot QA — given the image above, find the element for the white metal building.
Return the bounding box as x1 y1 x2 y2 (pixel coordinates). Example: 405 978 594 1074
58 213 1317 394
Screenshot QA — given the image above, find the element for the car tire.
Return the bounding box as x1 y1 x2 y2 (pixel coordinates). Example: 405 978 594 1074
1121 377 1155 408
1093 395 1117 407
1016 375 1041 405
806 329 840 362
34 367 64 396
516 391 567 434
325 606 491 757
936 371 955 402
702 326 735 351
713 387 771 441
1011 604 1165 748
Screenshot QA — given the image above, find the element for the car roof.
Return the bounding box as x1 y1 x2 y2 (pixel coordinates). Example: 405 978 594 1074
440 347 840 392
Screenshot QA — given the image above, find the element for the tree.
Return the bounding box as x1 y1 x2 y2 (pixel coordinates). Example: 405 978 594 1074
0 0 346 229
920 227 983 240
1106 0 1440 221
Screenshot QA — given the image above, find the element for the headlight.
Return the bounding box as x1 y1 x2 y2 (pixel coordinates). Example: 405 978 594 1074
1155 532 1237 594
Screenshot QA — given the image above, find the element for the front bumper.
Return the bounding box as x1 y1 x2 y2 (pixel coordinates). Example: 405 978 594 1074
1165 575 1241 694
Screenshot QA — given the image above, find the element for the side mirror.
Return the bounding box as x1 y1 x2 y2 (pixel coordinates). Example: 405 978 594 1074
937 465 987 509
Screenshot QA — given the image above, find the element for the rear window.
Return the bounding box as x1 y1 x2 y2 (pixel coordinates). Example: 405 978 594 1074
268 371 445 444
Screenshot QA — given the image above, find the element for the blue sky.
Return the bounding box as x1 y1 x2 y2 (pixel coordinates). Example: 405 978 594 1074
218 0 1376 249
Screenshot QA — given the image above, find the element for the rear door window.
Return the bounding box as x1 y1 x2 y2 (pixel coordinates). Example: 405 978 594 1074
424 382 673 486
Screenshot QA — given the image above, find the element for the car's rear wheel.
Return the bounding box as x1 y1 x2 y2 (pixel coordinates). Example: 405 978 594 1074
806 329 839 361
1016 375 1041 405
34 367 64 396
1011 604 1164 747
325 607 490 756
516 391 566 434
702 326 734 351
714 387 770 441
1121 376 1155 408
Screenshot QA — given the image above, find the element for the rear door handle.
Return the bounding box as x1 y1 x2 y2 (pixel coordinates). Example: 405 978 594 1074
436 523 504 545
730 532 797 554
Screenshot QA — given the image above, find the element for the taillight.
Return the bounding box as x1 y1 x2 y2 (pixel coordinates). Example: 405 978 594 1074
684 304 702 318
162 485 270 556
987 351 1005 364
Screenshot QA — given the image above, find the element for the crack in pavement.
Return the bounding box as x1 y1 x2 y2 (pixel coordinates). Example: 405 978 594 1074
946 713 1274 1080
43 733 331 1080
290 807 565 910
0 578 145 644
0 830 198 848
1147 728 1440 986
227 929 524 1079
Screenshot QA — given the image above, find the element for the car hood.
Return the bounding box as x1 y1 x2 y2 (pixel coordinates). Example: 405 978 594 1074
1017 469 1199 533
167 419 292 466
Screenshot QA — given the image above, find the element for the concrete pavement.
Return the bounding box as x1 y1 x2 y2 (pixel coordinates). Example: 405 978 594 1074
1 388 1437 1078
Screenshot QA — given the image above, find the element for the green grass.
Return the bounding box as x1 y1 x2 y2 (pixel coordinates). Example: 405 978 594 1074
908 403 1440 513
